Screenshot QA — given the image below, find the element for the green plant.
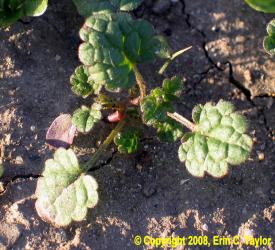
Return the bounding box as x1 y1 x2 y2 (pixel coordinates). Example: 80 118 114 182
35 0 253 227
0 0 48 27
244 0 275 13
264 19 275 55
244 0 275 55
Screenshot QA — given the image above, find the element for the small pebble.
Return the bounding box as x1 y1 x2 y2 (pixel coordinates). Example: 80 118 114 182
55 54 61 61
15 156 24 165
136 164 143 171
202 224 208 231
258 152 265 161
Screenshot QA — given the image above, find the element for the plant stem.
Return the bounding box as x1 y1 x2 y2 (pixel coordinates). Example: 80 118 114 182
83 119 126 171
133 65 146 101
159 46 192 75
167 112 196 131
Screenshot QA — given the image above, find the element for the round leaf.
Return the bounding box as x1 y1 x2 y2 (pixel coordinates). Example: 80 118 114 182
35 148 99 227
178 100 253 178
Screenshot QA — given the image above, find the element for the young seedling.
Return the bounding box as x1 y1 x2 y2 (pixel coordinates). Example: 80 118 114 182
35 0 253 227
0 0 48 27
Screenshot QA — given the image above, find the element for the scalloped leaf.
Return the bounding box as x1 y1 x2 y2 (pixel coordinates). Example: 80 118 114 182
162 76 183 101
72 104 102 133
72 0 143 16
35 148 98 227
263 19 275 55
141 77 184 142
78 12 160 92
114 129 139 154
178 100 253 178
70 66 101 97
244 0 275 13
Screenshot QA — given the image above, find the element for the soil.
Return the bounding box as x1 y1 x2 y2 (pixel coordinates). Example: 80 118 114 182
0 0 274 249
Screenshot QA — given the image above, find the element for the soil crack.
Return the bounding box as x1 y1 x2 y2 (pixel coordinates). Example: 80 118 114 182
180 0 271 133
0 174 41 195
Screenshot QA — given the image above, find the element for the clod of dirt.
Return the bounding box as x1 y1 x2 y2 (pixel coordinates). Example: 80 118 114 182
152 0 171 14
142 182 157 197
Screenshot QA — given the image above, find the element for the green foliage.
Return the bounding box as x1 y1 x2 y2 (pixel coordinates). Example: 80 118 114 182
72 0 143 16
264 19 275 55
0 164 3 178
78 12 161 92
244 0 275 13
141 77 184 142
35 148 98 227
0 0 48 27
70 66 101 97
178 100 253 178
72 104 102 133
34 0 254 228
114 129 139 154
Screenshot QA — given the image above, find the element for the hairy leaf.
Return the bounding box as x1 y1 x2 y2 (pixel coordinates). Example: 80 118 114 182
141 77 184 142
35 148 98 227
114 129 139 153
78 13 160 92
72 104 102 133
244 0 275 13
178 100 253 178
0 0 48 27
263 19 275 55
70 66 101 97
72 0 143 16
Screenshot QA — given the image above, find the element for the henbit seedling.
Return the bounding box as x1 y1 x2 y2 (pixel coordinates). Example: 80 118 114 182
34 0 253 227
0 0 48 27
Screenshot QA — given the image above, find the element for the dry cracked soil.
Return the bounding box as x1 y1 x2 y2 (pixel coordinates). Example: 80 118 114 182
0 0 274 249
